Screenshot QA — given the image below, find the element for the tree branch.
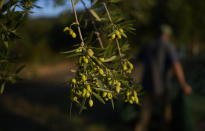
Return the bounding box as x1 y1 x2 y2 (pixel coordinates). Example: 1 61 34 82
71 0 85 47
103 2 122 58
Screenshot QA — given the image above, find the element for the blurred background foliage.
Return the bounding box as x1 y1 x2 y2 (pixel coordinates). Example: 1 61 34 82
0 0 39 94
0 0 205 131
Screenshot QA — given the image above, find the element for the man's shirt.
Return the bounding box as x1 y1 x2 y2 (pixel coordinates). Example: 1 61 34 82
138 37 178 96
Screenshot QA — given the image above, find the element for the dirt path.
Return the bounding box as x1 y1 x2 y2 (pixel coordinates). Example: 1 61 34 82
19 61 77 84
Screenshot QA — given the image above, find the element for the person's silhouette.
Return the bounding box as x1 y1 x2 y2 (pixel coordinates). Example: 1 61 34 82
135 25 192 131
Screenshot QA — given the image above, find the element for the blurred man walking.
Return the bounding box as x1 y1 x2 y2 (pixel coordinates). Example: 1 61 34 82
135 25 192 131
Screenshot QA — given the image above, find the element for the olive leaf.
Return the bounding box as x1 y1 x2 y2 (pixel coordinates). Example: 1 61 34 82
74 0 79 5
89 9 101 21
0 82 5 94
92 92 105 104
93 87 113 93
15 65 25 74
0 0 5 9
111 99 115 110
79 97 87 114
104 56 117 62
109 0 122 3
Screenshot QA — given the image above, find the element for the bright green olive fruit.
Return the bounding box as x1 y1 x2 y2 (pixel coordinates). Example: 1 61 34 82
123 64 128 71
81 74 87 81
119 28 124 33
102 92 107 97
73 96 78 102
71 78 76 84
88 49 94 57
89 99 93 107
129 100 133 104
111 34 116 39
86 92 90 98
99 58 104 62
115 30 120 35
135 97 139 104
116 86 121 93
72 33 76 38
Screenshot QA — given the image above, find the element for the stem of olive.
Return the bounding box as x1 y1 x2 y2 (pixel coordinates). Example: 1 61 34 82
103 2 122 58
71 0 85 47
92 21 104 48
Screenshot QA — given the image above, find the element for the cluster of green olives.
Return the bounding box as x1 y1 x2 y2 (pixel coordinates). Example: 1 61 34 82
69 48 140 108
122 60 134 74
123 90 139 104
111 28 124 39
70 48 110 107
64 27 77 38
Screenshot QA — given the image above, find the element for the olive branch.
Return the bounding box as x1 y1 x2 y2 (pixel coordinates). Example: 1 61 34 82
66 0 141 115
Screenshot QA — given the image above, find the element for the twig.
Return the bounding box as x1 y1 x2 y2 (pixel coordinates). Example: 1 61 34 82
71 0 85 47
80 0 104 48
92 21 104 48
103 2 122 58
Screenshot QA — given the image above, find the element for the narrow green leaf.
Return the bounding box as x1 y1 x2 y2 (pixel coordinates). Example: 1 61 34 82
111 99 115 110
104 56 117 62
0 60 8 63
108 31 116 37
60 49 76 54
121 32 127 38
70 69 77 73
74 0 79 5
16 65 25 74
1 82 5 94
79 97 86 114
0 0 5 9
93 87 112 93
69 102 73 120
110 0 122 3
83 63 88 70
89 9 101 21
96 79 103 88
1 34 5 40
65 53 81 58
91 0 102 9
92 92 105 104
4 41 8 48
92 0 98 5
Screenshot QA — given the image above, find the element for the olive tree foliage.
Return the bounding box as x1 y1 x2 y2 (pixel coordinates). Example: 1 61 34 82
0 0 36 94
62 0 142 113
